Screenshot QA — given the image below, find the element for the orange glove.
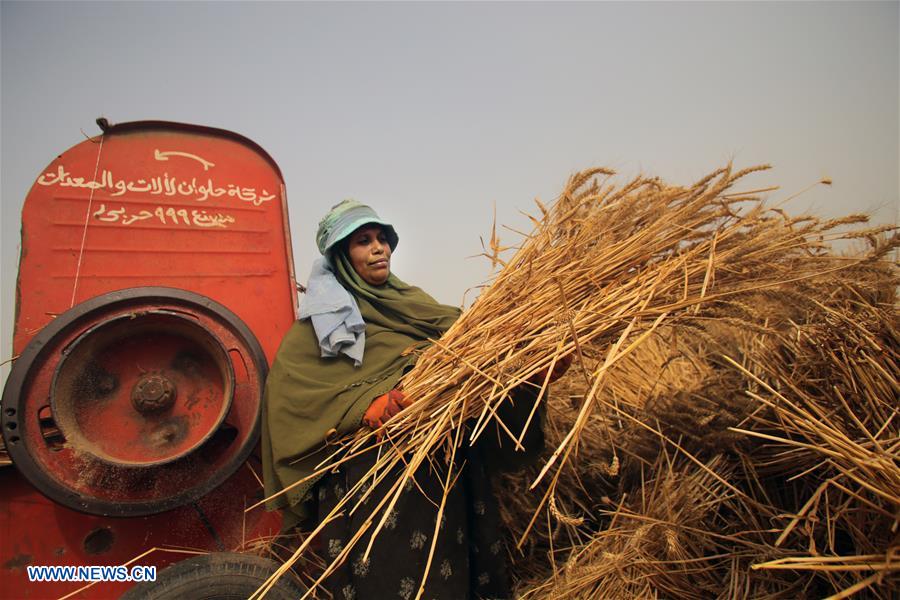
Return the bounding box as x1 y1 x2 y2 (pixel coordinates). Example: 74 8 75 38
363 388 412 430
530 354 573 385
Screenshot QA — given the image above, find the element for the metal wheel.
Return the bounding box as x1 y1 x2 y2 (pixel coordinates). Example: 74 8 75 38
1 288 267 516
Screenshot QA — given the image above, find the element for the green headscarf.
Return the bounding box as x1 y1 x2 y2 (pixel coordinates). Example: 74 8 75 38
261 251 461 529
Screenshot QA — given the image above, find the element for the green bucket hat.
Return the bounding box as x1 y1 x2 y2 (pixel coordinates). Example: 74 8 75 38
315 199 399 256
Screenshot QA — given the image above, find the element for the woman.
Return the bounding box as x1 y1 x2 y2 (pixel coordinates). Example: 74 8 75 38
262 200 556 599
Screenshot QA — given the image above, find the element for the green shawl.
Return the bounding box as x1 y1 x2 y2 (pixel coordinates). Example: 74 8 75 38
261 252 461 529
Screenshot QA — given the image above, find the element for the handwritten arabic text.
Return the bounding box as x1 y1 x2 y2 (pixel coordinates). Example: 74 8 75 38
38 166 275 207
92 204 236 228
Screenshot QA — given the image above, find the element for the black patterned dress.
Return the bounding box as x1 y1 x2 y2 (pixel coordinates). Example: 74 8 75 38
312 388 542 600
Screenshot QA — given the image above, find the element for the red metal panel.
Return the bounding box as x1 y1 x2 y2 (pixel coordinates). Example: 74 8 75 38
2 122 297 599
1 464 282 599
14 121 297 362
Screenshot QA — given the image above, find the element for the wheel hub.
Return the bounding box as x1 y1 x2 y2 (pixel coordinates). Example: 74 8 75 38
132 373 177 414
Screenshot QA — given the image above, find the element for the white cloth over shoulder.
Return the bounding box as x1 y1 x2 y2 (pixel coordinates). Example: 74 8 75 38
299 258 366 366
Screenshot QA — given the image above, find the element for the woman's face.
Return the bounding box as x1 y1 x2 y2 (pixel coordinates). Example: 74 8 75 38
346 224 392 285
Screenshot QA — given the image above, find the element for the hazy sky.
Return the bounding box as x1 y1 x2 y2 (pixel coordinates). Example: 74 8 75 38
2 1 898 386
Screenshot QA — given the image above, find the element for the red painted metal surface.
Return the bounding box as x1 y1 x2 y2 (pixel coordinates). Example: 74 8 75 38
12 120 297 361
53 311 234 467
1 121 298 598
1 462 282 599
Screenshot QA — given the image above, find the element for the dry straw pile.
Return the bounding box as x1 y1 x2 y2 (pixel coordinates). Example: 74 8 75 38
260 165 898 599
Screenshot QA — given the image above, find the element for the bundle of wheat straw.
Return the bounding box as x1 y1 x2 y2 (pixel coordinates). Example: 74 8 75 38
504 277 898 598
496 198 898 596
513 452 804 600
257 165 897 599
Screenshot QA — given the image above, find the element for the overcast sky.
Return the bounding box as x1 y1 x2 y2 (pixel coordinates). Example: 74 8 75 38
2 1 898 386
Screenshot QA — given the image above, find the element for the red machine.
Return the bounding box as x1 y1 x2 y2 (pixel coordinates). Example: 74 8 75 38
1 120 299 598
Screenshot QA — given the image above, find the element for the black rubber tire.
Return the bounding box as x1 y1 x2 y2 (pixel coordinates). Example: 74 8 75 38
120 552 306 600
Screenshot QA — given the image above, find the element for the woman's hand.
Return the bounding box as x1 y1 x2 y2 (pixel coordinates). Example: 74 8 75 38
530 353 573 385
363 388 412 430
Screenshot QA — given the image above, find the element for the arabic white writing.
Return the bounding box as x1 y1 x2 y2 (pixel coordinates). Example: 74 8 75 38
37 166 275 207
92 204 236 228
